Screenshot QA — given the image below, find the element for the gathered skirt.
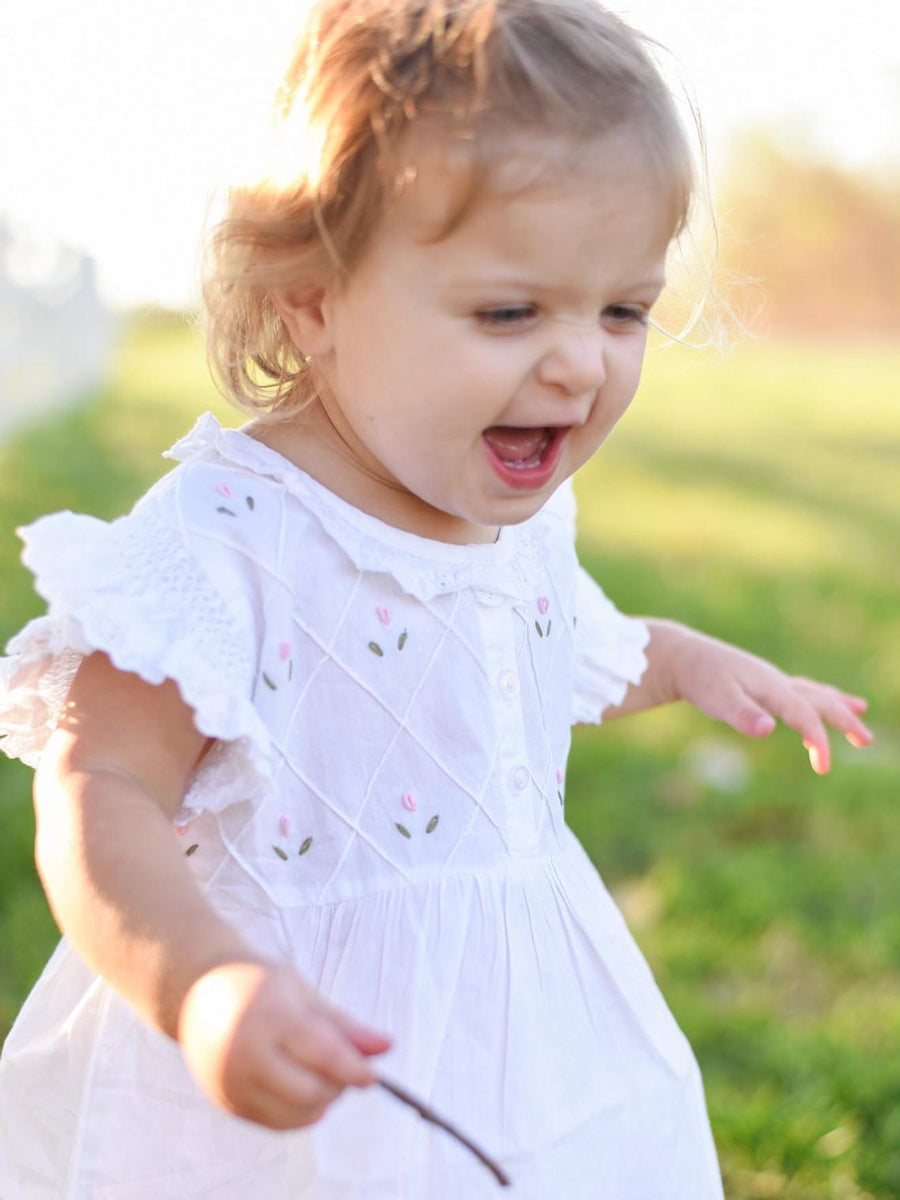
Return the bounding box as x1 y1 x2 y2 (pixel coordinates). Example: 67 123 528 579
0 833 723 1199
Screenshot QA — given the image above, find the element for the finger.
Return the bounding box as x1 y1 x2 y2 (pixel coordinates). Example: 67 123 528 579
242 1064 339 1130
282 1005 378 1089
763 691 831 774
732 704 777 739
846 729 874 749
684 672 778 738
836 712 874 743
804 739 829 776
836 714 873 748
831 702 873 747
267 1055 342 1124
331 1008 393 1061
793 680 874 748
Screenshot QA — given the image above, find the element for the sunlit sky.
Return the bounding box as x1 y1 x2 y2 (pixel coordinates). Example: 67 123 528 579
2 0 898 308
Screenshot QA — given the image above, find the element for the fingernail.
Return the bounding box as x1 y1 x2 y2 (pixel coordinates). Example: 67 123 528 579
847 730 873 747
808 745 826 774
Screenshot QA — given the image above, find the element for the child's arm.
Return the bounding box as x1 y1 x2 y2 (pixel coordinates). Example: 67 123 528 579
34 651 389 1129
600 619 872 774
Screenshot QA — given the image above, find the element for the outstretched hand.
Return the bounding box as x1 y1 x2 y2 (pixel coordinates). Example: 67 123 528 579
660 624 872 774
178 960 391 1130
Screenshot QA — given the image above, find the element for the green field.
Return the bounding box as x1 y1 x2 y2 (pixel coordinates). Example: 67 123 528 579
1 316 898 1198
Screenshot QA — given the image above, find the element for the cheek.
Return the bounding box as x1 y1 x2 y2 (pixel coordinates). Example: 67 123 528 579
577 360 642 454
611 342 648 411
599 369 640 426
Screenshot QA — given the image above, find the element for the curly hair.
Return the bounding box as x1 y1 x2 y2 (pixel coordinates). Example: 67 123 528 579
203 0 694 418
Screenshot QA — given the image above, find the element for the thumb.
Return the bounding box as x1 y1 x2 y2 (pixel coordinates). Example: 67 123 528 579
690 677 776 738
731 703 777 739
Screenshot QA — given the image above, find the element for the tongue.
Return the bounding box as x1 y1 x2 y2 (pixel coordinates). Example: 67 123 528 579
483 426 548 464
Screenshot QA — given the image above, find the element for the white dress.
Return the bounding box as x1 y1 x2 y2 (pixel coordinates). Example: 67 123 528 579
0 414 723 1199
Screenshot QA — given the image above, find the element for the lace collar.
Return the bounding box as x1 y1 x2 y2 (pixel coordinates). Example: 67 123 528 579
165 413 559 603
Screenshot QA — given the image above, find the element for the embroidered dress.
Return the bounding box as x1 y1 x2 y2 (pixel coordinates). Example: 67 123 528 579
0 415 723 1200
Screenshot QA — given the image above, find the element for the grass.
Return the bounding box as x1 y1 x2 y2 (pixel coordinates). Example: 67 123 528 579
1 315 898 1198
570 336 899 1199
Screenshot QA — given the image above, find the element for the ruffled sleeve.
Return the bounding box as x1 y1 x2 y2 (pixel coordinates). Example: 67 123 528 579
0 501 272 811
570 565 649 725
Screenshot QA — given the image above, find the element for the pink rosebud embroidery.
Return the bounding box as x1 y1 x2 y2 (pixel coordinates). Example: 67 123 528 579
401 792 417 812
217 482 233 499
376 606 391 627
278 641 291 661
278 815 291 838
537 596 550 615
556 768 564 785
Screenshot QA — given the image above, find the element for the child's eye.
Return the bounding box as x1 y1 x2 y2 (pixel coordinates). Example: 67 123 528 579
602 304 649 327
475 305 538 329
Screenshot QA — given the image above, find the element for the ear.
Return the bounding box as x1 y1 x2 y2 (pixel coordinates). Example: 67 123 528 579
270 286 333 357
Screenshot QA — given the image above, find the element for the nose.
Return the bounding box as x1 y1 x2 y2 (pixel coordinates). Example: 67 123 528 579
536 323 607 396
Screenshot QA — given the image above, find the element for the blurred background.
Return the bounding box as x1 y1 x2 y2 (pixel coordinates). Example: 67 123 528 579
1 2 898 1197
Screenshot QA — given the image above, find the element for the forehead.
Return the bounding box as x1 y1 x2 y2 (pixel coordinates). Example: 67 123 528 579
367 130 675 284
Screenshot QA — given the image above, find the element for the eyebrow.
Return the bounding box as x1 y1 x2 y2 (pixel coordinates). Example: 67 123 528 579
438 273 668 298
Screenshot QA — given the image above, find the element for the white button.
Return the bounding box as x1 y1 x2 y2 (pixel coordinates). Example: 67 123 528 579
498 670 520 697
510 766 530 792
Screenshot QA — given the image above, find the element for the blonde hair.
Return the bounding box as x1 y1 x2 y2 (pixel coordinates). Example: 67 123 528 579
204 0 695 418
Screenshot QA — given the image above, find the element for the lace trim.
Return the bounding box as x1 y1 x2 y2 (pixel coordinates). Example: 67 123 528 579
167 413 557 603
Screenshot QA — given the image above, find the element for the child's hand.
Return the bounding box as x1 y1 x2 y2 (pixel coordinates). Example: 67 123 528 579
178 960 391 1129
662 624 872 774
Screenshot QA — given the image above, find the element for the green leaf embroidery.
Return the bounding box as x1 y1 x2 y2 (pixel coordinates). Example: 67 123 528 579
288 660 294 681
298 836 313 856
369 642 384 657
535 621 544 637
426 815 440 834
245 495 255 511
262 672 277 690
273 845 289 861
397 630 408 651
395 823 412 839
216 506 236 517
185 843 199 857
546 619 552 636
557 790 564 805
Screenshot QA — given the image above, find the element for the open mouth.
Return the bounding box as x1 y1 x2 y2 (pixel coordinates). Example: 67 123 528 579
482 425 566 489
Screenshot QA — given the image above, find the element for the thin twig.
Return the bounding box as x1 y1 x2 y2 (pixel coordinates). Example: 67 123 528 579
376 1075 511 1188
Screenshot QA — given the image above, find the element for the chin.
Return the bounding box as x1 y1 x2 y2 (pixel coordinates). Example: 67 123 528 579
489 491 555 527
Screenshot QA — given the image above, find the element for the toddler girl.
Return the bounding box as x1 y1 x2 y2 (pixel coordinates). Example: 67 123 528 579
0 1 871 1196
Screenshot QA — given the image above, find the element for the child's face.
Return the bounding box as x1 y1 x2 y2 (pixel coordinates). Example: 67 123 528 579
293 132 673 543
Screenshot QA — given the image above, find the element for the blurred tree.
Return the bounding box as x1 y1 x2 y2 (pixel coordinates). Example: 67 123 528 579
717 131 900 339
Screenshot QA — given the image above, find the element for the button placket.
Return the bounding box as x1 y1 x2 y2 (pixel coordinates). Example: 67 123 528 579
498 669 520 698
478 603 538 855
510 765 530 792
